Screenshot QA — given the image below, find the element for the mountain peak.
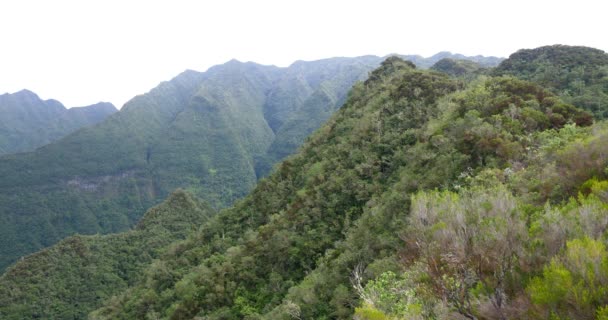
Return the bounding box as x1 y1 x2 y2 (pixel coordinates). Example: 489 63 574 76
79 102 117 112
0 89 66 111
135 189 213 233
14 89 39 98
0 90 116 155
0 89 42 103
225 58 243 65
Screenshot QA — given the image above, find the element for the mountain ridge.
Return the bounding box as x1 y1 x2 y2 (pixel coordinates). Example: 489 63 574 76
0 189 214 319
86 55 599 319
0 90 117 155
4 47 607 319
0 52 504 272
0 56 378 271
493 44 608 118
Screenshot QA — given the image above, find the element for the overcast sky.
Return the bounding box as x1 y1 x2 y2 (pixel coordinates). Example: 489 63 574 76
0 0 605 108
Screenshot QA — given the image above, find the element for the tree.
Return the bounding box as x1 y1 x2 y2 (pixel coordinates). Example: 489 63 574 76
402 187 528 319
528 237 608 319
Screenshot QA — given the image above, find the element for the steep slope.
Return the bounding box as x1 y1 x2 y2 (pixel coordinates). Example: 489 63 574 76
89 56 458 319
0 189 214 319
258 53 502 176
0 53 503 272
86 56 592 320
0 57 380 272
0 89 116 155
494 44 608 118
256 56 383 176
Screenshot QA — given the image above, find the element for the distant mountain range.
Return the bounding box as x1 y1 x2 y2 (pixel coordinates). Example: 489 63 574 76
398 51 503 68
0 52 503 272
4 46 608 319
2 45 607 319
0 90 116 155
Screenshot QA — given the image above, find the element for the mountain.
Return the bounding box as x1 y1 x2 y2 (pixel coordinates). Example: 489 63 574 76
0 189 214 319
74 57 594 319
399 51 503 69
430 58 487 77
1 49 605 319
493 44 608 118
0 53 501 272
0 57 381 272
0 89 117 155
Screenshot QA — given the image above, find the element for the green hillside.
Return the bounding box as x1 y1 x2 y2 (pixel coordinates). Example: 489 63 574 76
0 52 501 272
400 51 503 69
0 57 381 272
430 58 486 78
0 89 116 155
0 189 214 319
494 44 608 119
75 55 603 320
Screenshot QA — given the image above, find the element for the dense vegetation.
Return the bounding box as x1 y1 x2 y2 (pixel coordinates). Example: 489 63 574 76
57 53 597 319
0 57 379 272
0 53 501 272
0 89 116 155
400 52 503 69
430 58 486 78
494 45 608 119
13 49 604 320
0 189 214 319
85 57 459 319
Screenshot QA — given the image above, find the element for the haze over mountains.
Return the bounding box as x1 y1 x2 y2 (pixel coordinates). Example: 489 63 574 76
0 90 116 155
0 52 503 273
2 45 608 319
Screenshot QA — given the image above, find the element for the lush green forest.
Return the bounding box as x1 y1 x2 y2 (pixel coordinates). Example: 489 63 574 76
2 45 607 319
0 190 214 319
0 53 501 273
87 55 602 320
494 45 608 119
0 57 379 272
430 58 487 78
0 89 116 155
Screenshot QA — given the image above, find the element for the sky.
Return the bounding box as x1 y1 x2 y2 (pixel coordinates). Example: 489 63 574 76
0 0 606 109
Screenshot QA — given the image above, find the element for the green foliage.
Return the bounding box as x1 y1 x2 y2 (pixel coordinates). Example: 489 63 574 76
89 57 461 320
528 238 608 319
4 47 608 319
430 58 487 79
88 55 596 320
0 89 116 155
598 305 608 320
356 271 423 318
494 45 608 119
399 51 503 69
360 182 608 320
354 305 389 320
402 187 528 319
438 76 593 173
0 57 382 272
0 190 214 319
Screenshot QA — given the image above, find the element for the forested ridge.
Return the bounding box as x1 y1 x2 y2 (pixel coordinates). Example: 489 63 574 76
2 45 608 319
0 190 214 319
494 45 608 119
0 56 381 272
0 89 116 155
0 52 499 273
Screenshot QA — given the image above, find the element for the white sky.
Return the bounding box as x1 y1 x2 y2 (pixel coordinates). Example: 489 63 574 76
0 0 606 108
